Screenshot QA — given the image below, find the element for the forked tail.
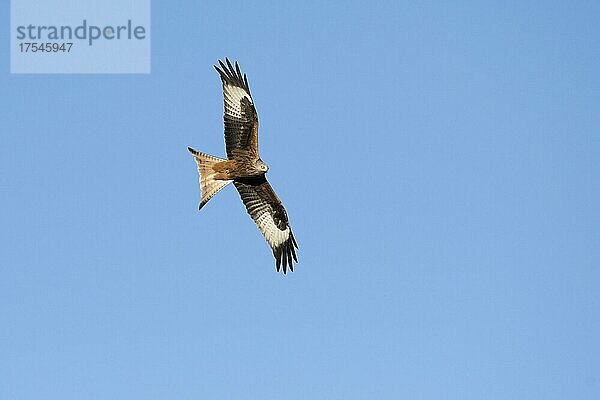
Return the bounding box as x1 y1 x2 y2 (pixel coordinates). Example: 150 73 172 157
188 147 232 210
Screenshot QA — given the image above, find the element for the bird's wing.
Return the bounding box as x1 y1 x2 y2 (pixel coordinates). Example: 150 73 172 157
234 177 298 274
214 58 259 159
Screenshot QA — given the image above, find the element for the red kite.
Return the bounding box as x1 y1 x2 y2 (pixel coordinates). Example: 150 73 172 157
188 59 298 273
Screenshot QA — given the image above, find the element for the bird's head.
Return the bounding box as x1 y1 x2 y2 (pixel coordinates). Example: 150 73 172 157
256 159 269 173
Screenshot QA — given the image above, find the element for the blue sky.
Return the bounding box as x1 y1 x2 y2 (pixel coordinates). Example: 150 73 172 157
1 1 598 399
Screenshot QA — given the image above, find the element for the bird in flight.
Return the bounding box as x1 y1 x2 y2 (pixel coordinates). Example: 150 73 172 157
188 58 298 274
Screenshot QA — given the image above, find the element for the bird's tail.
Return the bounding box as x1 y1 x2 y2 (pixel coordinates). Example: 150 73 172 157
188 147 232 210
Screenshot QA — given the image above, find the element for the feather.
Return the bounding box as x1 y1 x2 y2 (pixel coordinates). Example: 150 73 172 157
234 177 298 273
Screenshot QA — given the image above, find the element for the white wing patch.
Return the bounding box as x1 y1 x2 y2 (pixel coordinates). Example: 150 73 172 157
255 211 290 248
223 84 252 119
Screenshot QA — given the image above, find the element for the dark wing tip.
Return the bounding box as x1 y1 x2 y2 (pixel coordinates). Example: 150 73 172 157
214 58 251 94
226 58 235 74
235 61 243 82
198 198 209 210
286 243 293 272
282 246 288 273
188 146 198 155
275 248 282 272
215 60 230 81
273 236 298 275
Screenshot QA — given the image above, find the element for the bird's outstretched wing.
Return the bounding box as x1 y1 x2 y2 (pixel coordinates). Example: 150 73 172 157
234 177 298 273
214 58 259 159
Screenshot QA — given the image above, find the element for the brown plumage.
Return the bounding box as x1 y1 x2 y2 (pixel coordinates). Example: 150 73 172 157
188 58 298 274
